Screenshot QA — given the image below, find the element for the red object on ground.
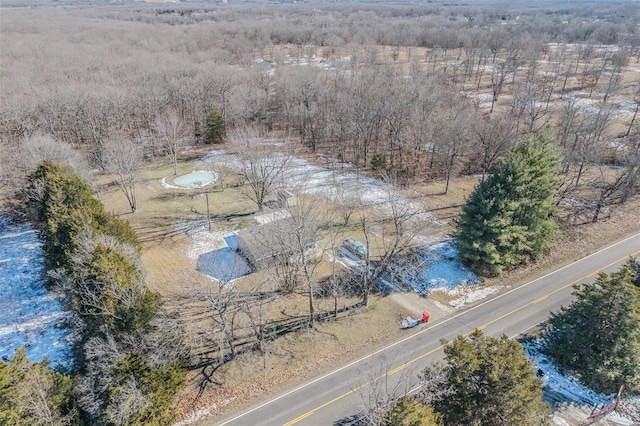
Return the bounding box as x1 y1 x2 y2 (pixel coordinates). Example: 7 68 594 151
422 311 430 323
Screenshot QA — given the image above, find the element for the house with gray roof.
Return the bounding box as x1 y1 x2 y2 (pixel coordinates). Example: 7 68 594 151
236 216 320 271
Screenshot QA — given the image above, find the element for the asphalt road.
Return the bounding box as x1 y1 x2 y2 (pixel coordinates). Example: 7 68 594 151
218 232 640 426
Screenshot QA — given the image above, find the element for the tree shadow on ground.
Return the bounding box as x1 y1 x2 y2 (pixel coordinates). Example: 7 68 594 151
334 413 367 426
189 300 366 395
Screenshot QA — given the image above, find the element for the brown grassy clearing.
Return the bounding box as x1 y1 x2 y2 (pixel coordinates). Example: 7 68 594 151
94 147 640 425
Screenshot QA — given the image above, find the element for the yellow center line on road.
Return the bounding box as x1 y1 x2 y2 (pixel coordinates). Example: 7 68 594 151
533 294 550 303
282 249 640 426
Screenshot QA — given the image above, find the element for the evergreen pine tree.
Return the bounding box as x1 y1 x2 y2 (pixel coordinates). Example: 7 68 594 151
382 396 443 426
25 161 187 425
421 330 550 426
205 110 225 145
27 161 139 271
543 258 640 393
456 130 560 275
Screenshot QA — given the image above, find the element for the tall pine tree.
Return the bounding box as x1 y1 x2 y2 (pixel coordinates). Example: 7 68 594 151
420 330 550 426
205 110 225 145
543 258 640 393
456 130 560 275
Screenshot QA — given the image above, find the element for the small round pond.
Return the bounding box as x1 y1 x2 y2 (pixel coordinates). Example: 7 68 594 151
170 170 218 189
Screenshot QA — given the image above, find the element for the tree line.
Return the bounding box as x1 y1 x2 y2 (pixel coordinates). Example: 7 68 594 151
1 2 638 219
1 162 187 425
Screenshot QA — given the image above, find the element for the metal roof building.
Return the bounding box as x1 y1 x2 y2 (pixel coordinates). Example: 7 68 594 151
236 216 320 271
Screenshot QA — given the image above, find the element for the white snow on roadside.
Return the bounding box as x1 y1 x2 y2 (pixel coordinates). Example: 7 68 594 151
0 221 74 369
172 398 234 426
525 342 610 407
448 285 502 308
524 342 638 425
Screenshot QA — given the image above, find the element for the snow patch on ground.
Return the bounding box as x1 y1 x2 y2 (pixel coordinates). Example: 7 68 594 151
618 396 640 423
525 341 611 406
524 341 639 424
284 158 393 207
160 177 181 189
551 416 570 426
200 150 243 169
448 285 502 308
0 221 74 369
395 240 480 295
186 226 233 262
618 101 638 109
465 92 494 101
172 398 234 426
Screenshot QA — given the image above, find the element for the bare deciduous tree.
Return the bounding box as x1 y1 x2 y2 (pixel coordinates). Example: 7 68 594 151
152 109 188 175
0 132 91 192
490 59 514 113
13 364 68 425
352 354 419 426
103 135 143 213
624 92 640 138
589 137 640 222
211 163 234 191
475 114 517 182
228 126 292 212
358 188 430 306
282 193 322 327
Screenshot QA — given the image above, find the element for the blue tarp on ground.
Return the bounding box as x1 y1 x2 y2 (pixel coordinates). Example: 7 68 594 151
196 245 252 282
224 234 240 250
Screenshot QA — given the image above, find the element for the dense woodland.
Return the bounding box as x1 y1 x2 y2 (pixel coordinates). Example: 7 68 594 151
1 0 640 213
1 1 640 425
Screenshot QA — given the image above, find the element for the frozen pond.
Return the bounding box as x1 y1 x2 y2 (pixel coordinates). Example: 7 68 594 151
174 170 217 188
0 221 74 369
162 170 218 189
